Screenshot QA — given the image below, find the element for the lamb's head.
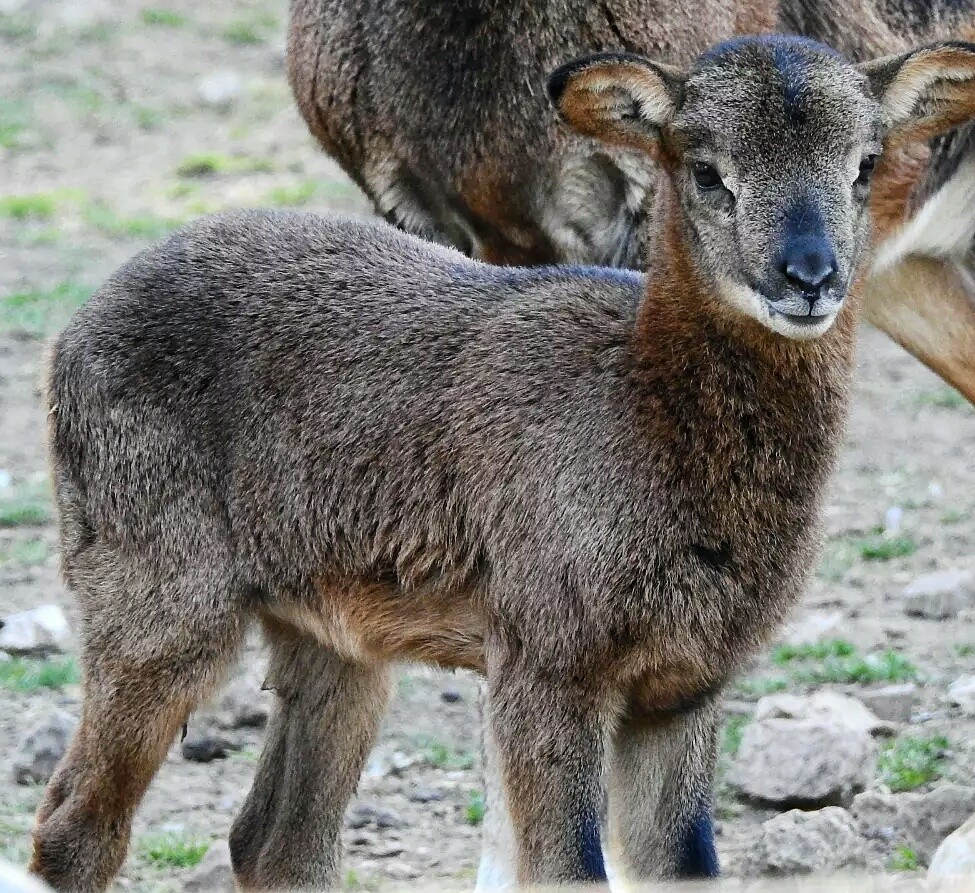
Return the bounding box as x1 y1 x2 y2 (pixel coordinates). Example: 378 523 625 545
548 36 975 340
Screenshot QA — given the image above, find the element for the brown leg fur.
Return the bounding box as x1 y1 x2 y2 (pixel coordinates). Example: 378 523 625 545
863 255 975 404
229 621 392 891
486 655 612 887
30 545 246 893
607 698 721 882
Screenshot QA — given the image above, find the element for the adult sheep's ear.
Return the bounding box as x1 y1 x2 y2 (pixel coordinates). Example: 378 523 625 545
860 41 975 143
547 52 685 157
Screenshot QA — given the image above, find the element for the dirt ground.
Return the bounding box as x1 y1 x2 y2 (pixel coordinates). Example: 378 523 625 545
1 2 974 891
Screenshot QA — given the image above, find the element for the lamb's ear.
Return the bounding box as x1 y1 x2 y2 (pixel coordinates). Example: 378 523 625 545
547 52 684 156
860 41 975 142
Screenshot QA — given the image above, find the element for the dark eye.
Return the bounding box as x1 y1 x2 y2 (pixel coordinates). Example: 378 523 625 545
856 154 878 187
692 161 724 191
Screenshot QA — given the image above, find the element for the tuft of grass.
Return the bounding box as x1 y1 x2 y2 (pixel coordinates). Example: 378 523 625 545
0 193 58 220
420 739 476 771
0 483 53 527
772 639 856 665
955 644 975 659
0 539 50 568
0 658 80 692
789 648 918 686
140 8 187 26
465 790 486 826
914 387 972 412
878 735 950 793
734 676 789 698
855 533 917 562
221 13 277 45
721 716 749 756
889 845 920 872
83 201 180 239
1 281 93 337
0 98 29 150
940 508 969 525
266 182 318 207
175 152 273 179
138 833 210 869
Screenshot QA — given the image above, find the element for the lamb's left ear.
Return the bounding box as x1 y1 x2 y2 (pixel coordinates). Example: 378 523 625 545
860 41 975 142
547 52 685 156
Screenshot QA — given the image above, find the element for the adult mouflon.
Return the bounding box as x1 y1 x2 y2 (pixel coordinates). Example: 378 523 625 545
31 36 975 891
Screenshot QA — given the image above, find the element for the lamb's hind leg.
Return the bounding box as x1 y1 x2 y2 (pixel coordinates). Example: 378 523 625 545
30 546 247 893
229 621 392 891
607 695 721 882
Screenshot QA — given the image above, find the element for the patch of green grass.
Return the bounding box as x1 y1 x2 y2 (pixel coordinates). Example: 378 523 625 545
0 483 53 527
131 104 166 131
0 658 80 692
0 192 58 220
1 281 93 338
878 735 950 793
790 648 918 685
465 790 486 826
0 98 29 149
734 676 789 697
0 12 38 41
914 387 972 412
940 508 969 525
266 182 318 207
0 539 50 568
889 845 920 872
175 152 273 178
83 201 180 239
955 644 975 658
420 740 476 771
221 13 277 45
342 869 381 892
138 833 210 870
772 639 856 665
140 7 187 26
855 533 917 562
721 715 749 756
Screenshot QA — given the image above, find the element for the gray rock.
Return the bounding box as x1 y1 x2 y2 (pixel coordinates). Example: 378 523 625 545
929 812 975 879
12 707 77 785
857 684 918 724
384 860 420 879
0 860 54 893
947 676 975 716
755 691 896 737
902 569 975 620
214 675 272 730
740 807 865 876
54 0 111 28
346 803 403 830
196 71 243 109
780 610 844 647
0 605 71 656
183 840 235 893
409 786 444 803
182 733 229 763
852 784 975 861
730 716 876 808
372 842 404 858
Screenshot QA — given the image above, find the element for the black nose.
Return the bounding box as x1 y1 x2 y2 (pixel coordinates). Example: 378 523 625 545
779 236 838 295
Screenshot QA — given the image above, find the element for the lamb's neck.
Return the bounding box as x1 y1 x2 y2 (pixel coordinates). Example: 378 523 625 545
627 211 860 550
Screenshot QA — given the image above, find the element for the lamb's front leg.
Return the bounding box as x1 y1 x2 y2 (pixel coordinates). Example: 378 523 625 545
606 695 721 882
485 654 613 887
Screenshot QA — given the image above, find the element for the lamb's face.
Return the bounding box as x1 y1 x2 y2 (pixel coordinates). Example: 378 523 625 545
548 35 975 340
664 38 881 340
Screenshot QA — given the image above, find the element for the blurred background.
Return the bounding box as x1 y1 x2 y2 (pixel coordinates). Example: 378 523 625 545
0 2 974 891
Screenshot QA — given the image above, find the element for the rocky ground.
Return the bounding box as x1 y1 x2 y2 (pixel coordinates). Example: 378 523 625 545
1 1 975 891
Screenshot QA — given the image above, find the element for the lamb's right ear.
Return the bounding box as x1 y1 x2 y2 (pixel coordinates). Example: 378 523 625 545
547 53 684 156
